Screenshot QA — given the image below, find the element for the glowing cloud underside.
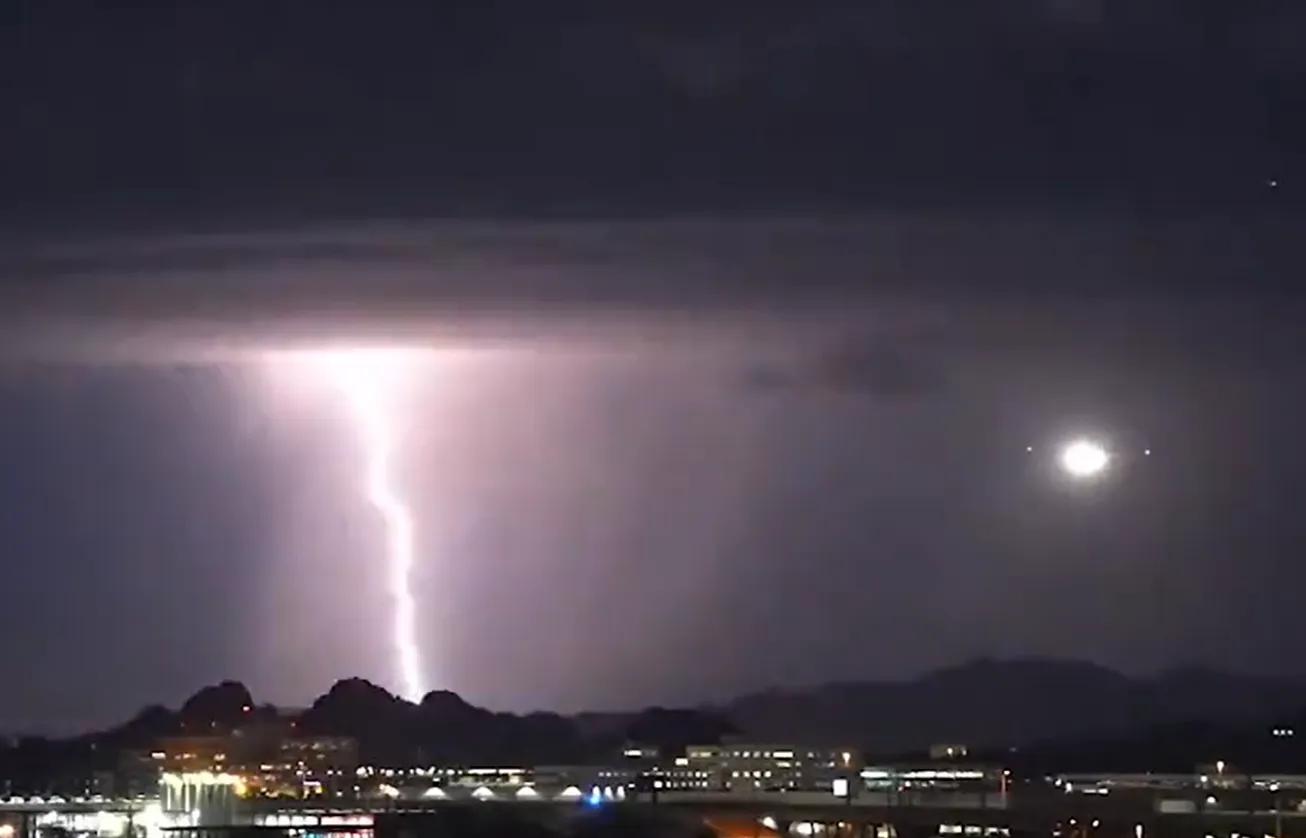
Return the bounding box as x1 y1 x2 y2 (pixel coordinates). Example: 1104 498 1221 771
308 351 427 702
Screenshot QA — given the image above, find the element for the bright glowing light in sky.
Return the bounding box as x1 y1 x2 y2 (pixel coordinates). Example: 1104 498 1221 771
281 348 428 702
1058 438 1111 479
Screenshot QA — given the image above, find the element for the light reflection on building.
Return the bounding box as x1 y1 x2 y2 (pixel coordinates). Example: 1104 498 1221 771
27 801 171 838
682 744 862 792
137 718 358 800
160 772 239 827
860 766 1001 790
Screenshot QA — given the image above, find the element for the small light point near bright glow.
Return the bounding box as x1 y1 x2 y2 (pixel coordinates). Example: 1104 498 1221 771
1058 438 1111 478
1027 439 1149 476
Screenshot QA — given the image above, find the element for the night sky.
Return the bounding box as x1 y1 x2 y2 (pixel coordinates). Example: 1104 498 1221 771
2 2 1305 733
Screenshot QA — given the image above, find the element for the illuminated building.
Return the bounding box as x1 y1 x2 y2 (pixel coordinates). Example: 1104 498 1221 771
351 765 544 799
860 765 1008 796
242 738 358 797
139 716 358 799
440 767 529 789
684 744 861 792
161 772 241 827
530 748 664 793
644 761 714 791
620 746 660 763
150 736 234 775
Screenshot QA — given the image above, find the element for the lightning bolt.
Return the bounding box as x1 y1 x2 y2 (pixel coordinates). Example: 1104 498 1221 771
326 354 426 703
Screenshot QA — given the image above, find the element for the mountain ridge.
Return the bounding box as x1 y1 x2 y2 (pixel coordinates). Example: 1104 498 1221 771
1 658 1302 794
717 658 1306 751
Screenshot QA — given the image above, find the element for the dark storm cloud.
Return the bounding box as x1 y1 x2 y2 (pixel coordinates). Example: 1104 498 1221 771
629 0 1306 81
744 337 949 400
4 1 1303 219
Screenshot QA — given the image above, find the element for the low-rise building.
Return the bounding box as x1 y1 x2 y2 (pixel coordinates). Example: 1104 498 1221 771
861 764 1007 796
683 743 861 792
138 713 358 799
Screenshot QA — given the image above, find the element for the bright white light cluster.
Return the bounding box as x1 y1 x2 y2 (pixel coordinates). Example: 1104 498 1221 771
160 771 242 787
1059 439 1111 478
1028 436 1152 483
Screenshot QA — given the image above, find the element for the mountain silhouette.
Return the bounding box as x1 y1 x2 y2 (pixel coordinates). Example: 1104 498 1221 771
721 658 1305 752
0 659 1302 795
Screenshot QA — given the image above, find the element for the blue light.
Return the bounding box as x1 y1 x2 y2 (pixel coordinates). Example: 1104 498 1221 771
587 786 603 807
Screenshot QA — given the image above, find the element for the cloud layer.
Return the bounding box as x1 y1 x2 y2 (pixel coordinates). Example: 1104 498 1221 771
4 2 1302 216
